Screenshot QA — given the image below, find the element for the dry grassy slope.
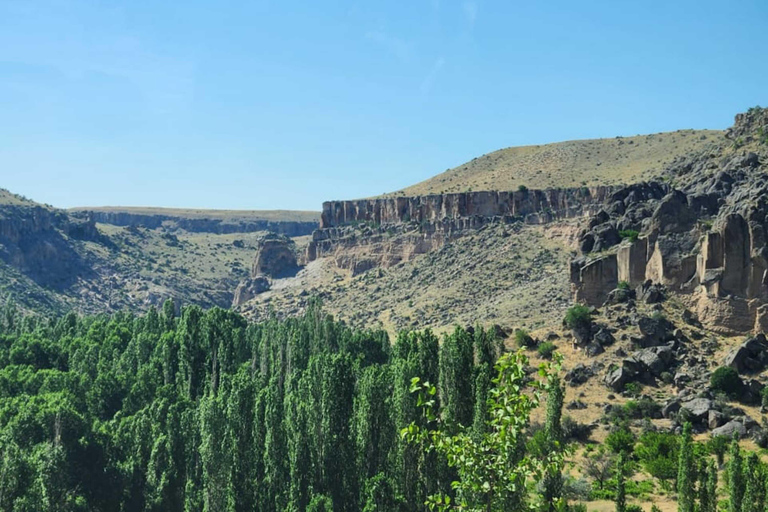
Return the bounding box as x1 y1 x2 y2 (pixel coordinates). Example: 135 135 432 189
0 188 44 207
68 206 319 223
240 222 578 336
393 129 724 196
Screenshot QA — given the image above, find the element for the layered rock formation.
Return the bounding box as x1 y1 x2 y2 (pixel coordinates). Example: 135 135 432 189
73 209 319 236
309 186 614 274
571 109 768 334
320 187 615 228
252 234 299 278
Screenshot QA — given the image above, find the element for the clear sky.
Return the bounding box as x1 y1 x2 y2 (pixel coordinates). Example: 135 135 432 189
1 0 767 211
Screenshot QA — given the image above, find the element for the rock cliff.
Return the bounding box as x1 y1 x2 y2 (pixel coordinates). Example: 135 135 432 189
320 187 615 228
310 186 614 274
571 108 768 334
75 209 318 236
0 204 99 289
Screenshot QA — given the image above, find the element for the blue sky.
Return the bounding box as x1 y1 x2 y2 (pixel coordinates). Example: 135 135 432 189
1 0 767 211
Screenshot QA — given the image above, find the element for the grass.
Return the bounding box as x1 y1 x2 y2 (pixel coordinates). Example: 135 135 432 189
385 129 725 196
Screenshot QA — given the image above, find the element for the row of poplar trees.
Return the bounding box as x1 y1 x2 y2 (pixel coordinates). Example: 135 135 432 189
1 299 569 512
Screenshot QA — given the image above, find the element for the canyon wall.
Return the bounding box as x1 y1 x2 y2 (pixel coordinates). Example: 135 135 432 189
77 210 319 237
320 187 616 229
308 187 613 274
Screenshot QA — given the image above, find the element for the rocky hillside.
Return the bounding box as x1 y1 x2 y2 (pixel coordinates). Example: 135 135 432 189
69 206 319 236
394 129 724 196
0 191 317 314
572 107 768 334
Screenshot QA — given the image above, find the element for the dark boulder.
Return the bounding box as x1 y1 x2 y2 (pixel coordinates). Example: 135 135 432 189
637 314 675 347
723 334 768 374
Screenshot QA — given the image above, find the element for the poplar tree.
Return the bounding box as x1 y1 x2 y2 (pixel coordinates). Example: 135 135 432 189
616 451 627 512
741 452 759 512
543 375 565 512
729 437 744 512
677 422 694 512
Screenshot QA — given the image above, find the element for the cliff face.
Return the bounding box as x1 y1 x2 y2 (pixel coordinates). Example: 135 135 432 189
81 211 318 236
0 205 98 289
308 187 613 274
571 109 768 334
320 187 615 228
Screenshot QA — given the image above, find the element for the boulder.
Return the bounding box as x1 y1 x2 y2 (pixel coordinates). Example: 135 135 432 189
680 397 714 422
661 398 681 419
585 342 605 357
723 334 768 373
637 314 675 347
631 345 675 376
565 364 595 386
708 410 726 429
650 190 695 234
593 328 616 347
232 276 271 306
711 420 747 439
636 280 666 304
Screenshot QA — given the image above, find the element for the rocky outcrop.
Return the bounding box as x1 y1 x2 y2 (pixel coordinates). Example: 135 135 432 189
252 234 299 278
0 204 99 289
232 276 270 306
571 109 768 336
320 187 615 229
73 209 319 236
308 186 612 274
571 255 618 305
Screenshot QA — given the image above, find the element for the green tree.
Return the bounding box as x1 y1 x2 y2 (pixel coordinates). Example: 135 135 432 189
741 452 759 512
615 451 627 512
729 437 744 512
677 423 694 512
542 375 565 512
403 351 564 512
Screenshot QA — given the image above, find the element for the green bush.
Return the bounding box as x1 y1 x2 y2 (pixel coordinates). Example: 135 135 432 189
617 281 630 290
564 304 592 331
626 505 644 512
606 425 636 454
514 329 536 348
635 431 679 482
623 382 642 397
619 230 639 243
518 184 528 193
710 366 743 398
537 342 556 359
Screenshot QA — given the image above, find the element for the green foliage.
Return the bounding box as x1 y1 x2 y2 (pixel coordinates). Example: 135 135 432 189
635 431 679 482
564 305 592 331
710 366 744 398
0 302 498 512
615 452 627 512
617 281 630 291
606 425 636 455
518 185 529 193
618 230 639 243
708 436 729 466
403 351 567 512
515 328 537 348
538 342 557 360
677 423 694 512
728 437 744 512
622 382 642 397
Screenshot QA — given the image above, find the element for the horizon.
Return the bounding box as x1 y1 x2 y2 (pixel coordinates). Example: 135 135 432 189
2 0 767 211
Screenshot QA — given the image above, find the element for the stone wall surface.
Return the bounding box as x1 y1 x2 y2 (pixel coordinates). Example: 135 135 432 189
320 187 615 229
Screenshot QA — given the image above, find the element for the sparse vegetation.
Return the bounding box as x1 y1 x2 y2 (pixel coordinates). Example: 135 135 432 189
538 341 557 359
710 366 744 398
619 229 639 243
565 304 592 331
